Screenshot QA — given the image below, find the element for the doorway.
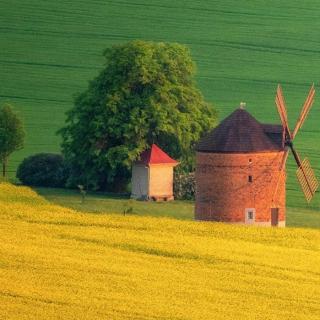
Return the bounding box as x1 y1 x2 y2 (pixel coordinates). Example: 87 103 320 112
271 208 279 226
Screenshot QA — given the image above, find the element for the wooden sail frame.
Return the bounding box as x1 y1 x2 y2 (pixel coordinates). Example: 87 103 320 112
274 84 318 203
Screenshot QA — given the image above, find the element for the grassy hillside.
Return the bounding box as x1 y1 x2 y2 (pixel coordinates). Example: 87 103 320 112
1 0 320 208
35 187 320 229
1 183 320 319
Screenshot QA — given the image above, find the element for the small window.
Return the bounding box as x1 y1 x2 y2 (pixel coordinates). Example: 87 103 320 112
248 175 253 183
245 208 255 224
249 158 252 164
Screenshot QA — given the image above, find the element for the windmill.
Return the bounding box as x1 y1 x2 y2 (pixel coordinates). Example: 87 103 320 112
194 85 318 226
274 84 318 203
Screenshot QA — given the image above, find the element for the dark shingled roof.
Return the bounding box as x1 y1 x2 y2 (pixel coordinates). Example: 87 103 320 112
196 108 284 153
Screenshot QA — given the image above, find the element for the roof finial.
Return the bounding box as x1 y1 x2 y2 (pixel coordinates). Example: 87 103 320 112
240 102 246 109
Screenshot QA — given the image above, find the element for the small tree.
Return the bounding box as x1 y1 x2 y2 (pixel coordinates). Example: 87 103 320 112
0 104 25 178
59 41 217 191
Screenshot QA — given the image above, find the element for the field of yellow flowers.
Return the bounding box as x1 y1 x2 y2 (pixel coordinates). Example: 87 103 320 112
1 183 320 319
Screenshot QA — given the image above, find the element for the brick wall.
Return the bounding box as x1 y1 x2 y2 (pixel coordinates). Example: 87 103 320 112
195 151 286 225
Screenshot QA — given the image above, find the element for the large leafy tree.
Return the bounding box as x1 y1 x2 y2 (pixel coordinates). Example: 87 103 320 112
0 104 25 178
59 41 217 191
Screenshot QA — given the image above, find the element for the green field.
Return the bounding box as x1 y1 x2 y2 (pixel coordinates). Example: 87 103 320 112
1 0 320 209
36 187 195 220
1 183 320 319
35 187 320 229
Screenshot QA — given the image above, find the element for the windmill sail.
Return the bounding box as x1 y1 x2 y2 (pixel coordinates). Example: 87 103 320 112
296 158 319 202
292 84 315 139
271 149 289 206
275 84 318 204
275 85 292 139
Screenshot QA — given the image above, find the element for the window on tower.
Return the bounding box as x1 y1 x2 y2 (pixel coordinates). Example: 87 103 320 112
248 175 253 183
245 208 255 224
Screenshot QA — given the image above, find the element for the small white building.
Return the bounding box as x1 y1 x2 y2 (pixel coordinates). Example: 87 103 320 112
131 144 178 201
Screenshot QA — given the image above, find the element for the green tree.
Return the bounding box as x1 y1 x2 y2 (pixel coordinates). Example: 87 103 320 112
59 40 217 191
0 104 25 178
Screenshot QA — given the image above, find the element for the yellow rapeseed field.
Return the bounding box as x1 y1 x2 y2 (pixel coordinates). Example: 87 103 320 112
1 183 320 319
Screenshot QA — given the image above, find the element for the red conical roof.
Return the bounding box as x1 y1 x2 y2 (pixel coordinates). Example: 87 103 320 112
136 144 178 165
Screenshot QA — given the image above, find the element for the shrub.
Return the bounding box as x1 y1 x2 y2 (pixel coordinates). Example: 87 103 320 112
17 153 68 187
174 172 195 200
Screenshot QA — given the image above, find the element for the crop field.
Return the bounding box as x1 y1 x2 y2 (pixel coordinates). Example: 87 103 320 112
1 0 320 208
0 183 320 319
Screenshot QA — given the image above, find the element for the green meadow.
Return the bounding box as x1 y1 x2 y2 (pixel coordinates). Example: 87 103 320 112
35 187 320 229
1 0 320 209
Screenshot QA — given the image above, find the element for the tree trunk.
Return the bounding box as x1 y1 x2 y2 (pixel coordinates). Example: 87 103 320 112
2 157 7 179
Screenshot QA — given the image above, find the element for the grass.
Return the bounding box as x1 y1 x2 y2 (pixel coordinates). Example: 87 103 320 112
1 0 320 208
35 187 320 229
36 187 194 220
1 183 320 319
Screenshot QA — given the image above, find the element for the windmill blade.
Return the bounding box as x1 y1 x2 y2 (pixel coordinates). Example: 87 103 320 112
292 84 315 139
291 147 318 202
296 158 319 203
275 84 292 139
272 149 289 206
279 148 289 172
275 85 288 127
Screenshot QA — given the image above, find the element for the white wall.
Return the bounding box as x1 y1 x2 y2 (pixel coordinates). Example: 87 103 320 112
131 165 149 199
149 165 173 198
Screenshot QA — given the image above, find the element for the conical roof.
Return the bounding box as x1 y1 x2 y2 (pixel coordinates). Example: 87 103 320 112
196 108 283 153
135 144 178 165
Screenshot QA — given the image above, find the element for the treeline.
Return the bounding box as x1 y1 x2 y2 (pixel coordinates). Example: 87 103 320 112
1 41 217 199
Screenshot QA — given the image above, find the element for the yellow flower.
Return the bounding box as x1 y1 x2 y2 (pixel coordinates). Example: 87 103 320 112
0 183 320 319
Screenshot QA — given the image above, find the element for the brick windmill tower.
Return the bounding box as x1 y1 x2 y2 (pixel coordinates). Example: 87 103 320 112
195 85 318 226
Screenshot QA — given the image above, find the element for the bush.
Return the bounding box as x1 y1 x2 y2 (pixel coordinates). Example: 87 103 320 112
174 172 195 200
17 153 68 187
